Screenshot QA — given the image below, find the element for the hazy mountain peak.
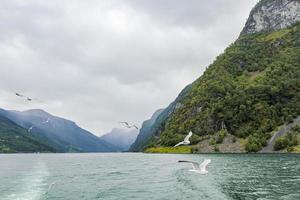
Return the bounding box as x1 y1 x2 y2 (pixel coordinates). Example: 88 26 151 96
100 128 138 151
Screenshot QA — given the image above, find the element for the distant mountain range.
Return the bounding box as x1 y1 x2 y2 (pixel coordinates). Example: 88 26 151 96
100 128 138 151
0 108 120 153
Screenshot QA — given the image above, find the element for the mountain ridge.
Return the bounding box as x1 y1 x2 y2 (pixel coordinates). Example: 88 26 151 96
0 108 120 152
0 115 56 153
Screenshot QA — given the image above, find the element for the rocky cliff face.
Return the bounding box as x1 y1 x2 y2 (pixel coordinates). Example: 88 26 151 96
241 0 300 35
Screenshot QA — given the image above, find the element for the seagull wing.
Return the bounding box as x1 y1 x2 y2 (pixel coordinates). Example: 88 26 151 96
28 125 34 132
16 93 25 97
120 121 129 126
184 131 193 142
133 125 139 130
199 159 211 171
174 141 184 147
178 160 200 170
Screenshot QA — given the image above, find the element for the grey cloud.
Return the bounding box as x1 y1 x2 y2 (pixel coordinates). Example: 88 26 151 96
0 0 258 134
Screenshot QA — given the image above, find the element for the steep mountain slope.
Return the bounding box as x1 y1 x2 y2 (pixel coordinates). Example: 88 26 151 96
100 128 138 151
138 0 300 153
0 115 56 153
0 109 118 152
130 85 192 152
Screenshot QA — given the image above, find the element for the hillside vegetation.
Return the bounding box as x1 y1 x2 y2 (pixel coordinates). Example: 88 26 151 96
146 22 300 152
0 116 56 153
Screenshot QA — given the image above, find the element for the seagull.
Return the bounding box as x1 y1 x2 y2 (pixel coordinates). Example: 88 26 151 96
42 118 50 124
28 125 35 133
178 159 211 174
119 121 139 130
15 93 23 97
174 131 193 147
15 92 35 101
45 182 55 195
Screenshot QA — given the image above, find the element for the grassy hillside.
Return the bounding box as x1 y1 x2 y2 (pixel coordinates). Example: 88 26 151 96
0 116 56 153
146 22 300 152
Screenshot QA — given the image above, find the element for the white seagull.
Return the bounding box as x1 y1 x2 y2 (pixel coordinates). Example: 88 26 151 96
174 131 193 147
119 121 139 130
28 125 35 133
178 159 211 174
42 118 50 124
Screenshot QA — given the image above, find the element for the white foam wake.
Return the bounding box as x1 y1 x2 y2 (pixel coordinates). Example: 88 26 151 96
3 163 49 200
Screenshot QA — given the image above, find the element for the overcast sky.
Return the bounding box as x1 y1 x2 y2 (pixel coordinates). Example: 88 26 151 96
0 0 258 136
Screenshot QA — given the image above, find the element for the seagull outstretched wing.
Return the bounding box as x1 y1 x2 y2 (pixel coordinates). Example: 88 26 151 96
174 141 184 147
178 159 211 173
120 121 129 126
199 159 211 172
178 160 200 170
184 131 192 142
133 125 139 130
15 93 23 97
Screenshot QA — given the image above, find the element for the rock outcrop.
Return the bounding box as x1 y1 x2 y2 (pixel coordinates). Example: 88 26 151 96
241 0 300 35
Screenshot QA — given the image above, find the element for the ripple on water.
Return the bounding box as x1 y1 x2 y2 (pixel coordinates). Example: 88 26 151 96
0 153 299 200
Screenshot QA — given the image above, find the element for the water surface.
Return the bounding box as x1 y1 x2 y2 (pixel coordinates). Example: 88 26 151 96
0 153 299 200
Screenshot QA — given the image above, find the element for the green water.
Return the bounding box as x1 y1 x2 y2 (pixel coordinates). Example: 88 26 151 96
0 153 299 200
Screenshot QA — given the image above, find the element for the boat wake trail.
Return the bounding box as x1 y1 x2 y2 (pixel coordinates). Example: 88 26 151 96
3 163 49 200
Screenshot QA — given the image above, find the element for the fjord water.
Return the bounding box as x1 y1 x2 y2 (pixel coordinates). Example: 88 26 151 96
0 153 299 200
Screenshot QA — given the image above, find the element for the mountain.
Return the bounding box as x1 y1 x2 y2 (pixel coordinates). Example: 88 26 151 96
241 0 300 35
0 115 56 153
0 108 119 152
130 86 192 152
135 0 300 153
100 128 138 151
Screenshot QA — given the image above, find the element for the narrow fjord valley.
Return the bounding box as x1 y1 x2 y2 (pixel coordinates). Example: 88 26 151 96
131 0 300 153
1 1 300 199
0 0 299 155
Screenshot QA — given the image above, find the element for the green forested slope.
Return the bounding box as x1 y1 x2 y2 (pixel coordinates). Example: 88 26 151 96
0 116 56 153
147 23 300 152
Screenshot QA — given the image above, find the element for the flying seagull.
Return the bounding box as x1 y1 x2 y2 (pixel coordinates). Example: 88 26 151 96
28 125 35 133
178 159 211 174
119 122 139 130
42 118 50 124
15 92 35 101
174 131 193 147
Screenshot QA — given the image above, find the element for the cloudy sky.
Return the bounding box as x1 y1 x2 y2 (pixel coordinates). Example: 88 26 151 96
0 0 258 136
